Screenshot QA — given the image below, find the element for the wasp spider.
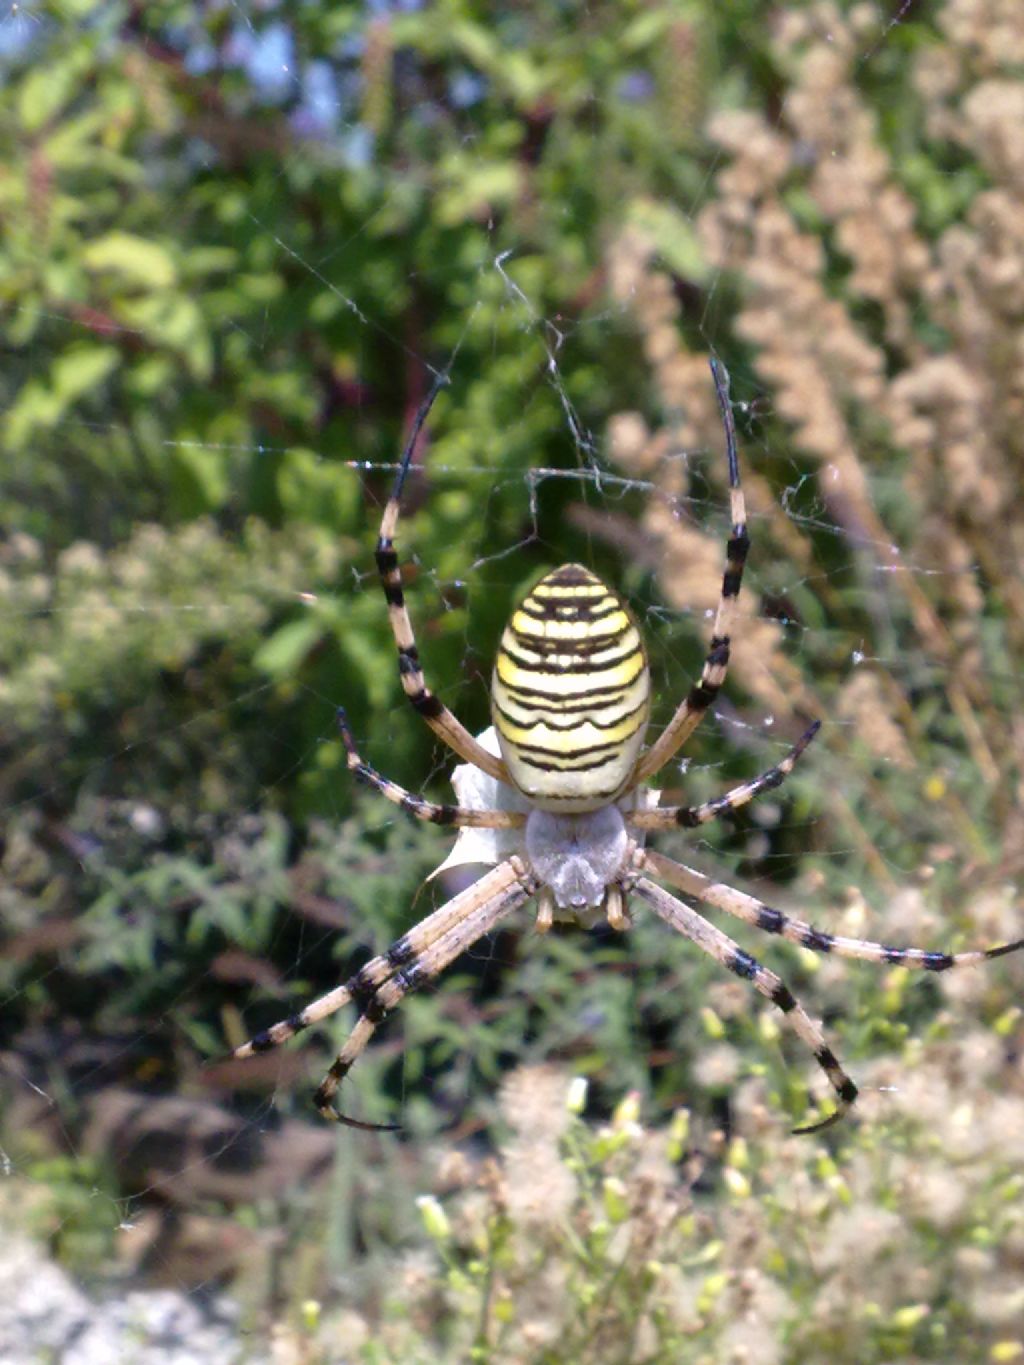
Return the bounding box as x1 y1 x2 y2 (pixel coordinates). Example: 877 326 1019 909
234 358 1023 1134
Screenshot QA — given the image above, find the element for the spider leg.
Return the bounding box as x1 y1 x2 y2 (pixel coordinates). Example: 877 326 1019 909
337 708 525 829
535 888 556 933
631 874 857 1134
375 370 511 784
315 860 538 1127
629 721 820 831
605 883 631 930
629 357 750 787
643 848 1024 970
232 861 528 1060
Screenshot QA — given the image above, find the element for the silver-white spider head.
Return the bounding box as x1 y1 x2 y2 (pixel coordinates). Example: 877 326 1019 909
433 728 658 923
524 805 628 910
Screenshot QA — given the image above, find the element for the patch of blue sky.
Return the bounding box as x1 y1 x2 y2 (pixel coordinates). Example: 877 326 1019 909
242 19 295 101
184 39 218 76
0 1 46 63
292 57 340 136
219 18 294 102
450 70 487 109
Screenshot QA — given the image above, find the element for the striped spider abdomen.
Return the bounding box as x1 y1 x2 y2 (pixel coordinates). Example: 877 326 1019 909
491 563 651 812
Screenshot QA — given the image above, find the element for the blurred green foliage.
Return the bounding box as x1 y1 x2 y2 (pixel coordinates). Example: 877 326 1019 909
0 0 760 1128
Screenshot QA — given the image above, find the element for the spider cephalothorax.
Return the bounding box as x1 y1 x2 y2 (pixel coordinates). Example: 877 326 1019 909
233 357 1024 1135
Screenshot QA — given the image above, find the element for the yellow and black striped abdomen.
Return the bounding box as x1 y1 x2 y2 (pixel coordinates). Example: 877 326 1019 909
491 563 651 812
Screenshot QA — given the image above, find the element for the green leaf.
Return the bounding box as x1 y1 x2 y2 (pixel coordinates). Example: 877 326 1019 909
42 109 108 167
182 246 239 279
118 294 211 377
18 54 85 131
338 626 395 710
254 616 325 678
83 233 177 289
51 345 120 402
276 447 359 527
4 379 61 448
169 441 230 512
436 159 522 226
626 199 709 283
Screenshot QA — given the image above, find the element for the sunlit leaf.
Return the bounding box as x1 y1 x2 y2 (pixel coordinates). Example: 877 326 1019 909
254 616 325 678
83 233 177 289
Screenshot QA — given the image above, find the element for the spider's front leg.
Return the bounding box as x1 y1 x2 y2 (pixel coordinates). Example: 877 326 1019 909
375 370 512 783
630 357 750 786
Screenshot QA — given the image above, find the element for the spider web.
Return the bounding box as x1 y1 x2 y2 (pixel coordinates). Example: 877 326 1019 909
1 1 1022 1356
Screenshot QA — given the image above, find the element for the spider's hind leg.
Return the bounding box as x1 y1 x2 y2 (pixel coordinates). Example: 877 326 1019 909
316 858 538 1126
632 873 858 1134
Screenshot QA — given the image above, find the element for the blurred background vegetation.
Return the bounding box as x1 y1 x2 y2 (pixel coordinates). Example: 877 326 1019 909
2 0 1024 1361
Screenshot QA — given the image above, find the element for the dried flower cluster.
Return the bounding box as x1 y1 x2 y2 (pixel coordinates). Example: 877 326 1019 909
277 1050 1024 1363
607 0 1024 864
